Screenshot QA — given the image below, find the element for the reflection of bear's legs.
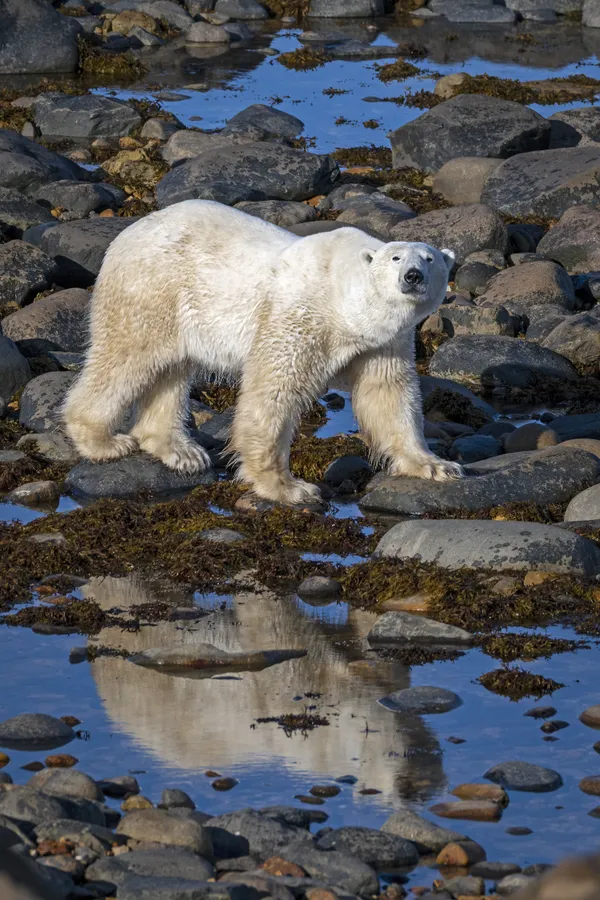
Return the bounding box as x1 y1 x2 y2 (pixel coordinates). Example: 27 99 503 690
349 338 464 482
130 365 211 475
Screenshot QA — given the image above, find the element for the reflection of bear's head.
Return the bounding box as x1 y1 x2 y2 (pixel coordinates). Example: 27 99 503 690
360 241 455 334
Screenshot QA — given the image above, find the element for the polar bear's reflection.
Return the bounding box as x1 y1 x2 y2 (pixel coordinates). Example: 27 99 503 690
82 575 446 802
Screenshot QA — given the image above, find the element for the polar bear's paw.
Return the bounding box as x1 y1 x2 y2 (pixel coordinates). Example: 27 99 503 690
157 440 212 475
388 456 465 482
253 476 322 507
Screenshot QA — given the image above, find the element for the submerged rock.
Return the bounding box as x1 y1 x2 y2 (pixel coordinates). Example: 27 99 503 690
484 760 563 792
367 611 473 644
378 685 462 714
129 644 307 672
381 808 466 853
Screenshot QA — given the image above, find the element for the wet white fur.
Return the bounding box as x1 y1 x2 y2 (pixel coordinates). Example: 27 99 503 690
63 199 463 504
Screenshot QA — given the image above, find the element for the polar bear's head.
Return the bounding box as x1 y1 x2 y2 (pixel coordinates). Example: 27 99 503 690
360 240 455 334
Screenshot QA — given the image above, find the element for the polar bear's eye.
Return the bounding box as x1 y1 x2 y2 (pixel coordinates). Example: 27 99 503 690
426 255 433 262
392 255 400 262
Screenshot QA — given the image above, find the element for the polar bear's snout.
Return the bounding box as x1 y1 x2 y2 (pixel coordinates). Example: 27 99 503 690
403 267 425 288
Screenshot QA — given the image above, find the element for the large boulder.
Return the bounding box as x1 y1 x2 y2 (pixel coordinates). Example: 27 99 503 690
25 217 136 287
375 518 600 575
360 447 600 515
19 371 76 433
551 412 600 441
549 107 600 149
478 260 577 313
429 334 579 388
1 289 90 353
390 94 550 173
388 204 508 266
542 311 600 375
565 484 600 522
0 128 87 195
116 809 213 856
0 0 80 74
0 186 54 237
481 146 600 218
0 240 58 308
33 93 142 141
156 143 339 207
537 206 600 274
0 713 75 751
335 195 415 236
33 181 126 220
432 157 503 205
308 0 384 14
438 304 515 337
0 336 31 404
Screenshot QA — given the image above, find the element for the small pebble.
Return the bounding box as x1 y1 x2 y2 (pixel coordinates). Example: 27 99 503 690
309 785 341 798
506 826 533 835
430 799 502 822
358 787 381 795
212 777 239 791
21 762 44 772
541 720 569 734
205 770 221 777
524 706 557 719
446 736 466 744
45 755 78 768
294 795 325 805
580 705 600 728
60 716 81 727
0 754 10 768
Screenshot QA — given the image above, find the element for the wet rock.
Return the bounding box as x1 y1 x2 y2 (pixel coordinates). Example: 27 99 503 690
0 127 86 194
451 783 508 805
15 433 79 465
437 0 515 20
449 433 501 462
224 105 304 140
551 412 600 441
86 847 214 888
187 21 232 41
389 204 508 266
565 484 600 522
309 785 340 798
381 809 465 854
33 181 125 220
6 481 60 507
430 800 502 822
432 157 503 206
212 777 238 791
537 206 600 274
117 878 247 900
65 456 216 500
26 768 102 801
471 861 522 879
235 200 316 227
484 761 563 792
480 260 576 313
129 644 306 671
429 334 578 389
297 576 342 599
206 809 306 859
315 826 418 869
524 705 557 719
214 0 268 17
580 706 600 728
276 843 379 897
308 0 384 14
156 144 339 207
106 0 193 29
323 455 372 488
98 776 140 798
116 809 213 857
436 840 486 867
0 0 80 74
543 312 600 375
378 685 462 714
367 611 473 645
496 872 535 894
44 755 78 769
390 95 549 174
374 518 600 575
0 337 30 404
25 217 135 287
0 240 59 308
503 423 559 452
0 187 55 237
444 875 486 898
19 371 75 433
33 92 141 141
2 288 89 353
0 714 75 752
481 147 600 218
361 447 600 516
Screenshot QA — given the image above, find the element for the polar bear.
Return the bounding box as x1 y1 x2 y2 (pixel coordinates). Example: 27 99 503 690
63 200 463 504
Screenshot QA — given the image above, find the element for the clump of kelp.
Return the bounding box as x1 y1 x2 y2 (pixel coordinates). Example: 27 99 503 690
477 667 565 701
422 501 568 525
254 712 329 736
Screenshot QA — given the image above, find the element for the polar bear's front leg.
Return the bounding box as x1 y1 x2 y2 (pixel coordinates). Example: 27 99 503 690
349 335 464 483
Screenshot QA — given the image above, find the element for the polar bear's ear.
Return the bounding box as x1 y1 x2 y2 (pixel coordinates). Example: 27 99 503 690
441 248 456 271
360 248 375 267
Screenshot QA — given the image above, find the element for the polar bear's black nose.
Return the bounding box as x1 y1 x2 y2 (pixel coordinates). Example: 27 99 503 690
404 268 424 286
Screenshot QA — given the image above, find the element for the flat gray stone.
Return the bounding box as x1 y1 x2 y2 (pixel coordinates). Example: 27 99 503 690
378 685 462 714
374 518 600 576
206 809 305 859
315 826 419 869
2 288 89 352
367 611 473 645
65 456 216 500
0 713 74 751
223 104 304 139
19 371 75 433
565 484 600 522
381 808 465 854
86 848 214 888
484 761 563 792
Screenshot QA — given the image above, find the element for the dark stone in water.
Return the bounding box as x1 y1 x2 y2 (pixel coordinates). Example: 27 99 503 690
485 761 563 793
379 686 462 715
295 795 325 805
0 713 75 751
524 706 557 719
506 826 533 835
259 806 328 827
540 720 569 734
212 778 239 792
309 785 341 798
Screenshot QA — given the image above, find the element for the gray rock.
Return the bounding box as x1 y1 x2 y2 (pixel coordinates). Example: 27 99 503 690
549 107 600 149
524 305 571 343
445 2 515 20
565 484 600 522
479 260 576 313
161 130 263 166
35 818 124 853
199 527 245 544
235 200 316 227
19 371 75 433
156 143 339 207
308 0 384 14
0 127 87 194
186 21 232 41
140 118 181 142
86 847 214 888
160 789 196 810
25 216 136 287
381 808 465 854
28 769 104 802
374 517 600 575
33 181 125 219
484 761 563 792
33 92 141 140
455 260 501 296
0 240 58 308
223 104 304 139
98 775 140 798
0 713 75 751
16 432 79 464
28 862 75 899
429 334 579 389
0 787 75 826
105 0 193 29
551 412 600 440
537 206 600 274
117 879 245 900
206 809 305 859
0 336 31 404
378 685 462 714
481 146 600 218
315 826 418 870
470 862 522 879
6 480 61 507
116 809 213 856
278 843 379 896
449 434 501 463
496 873 535 895
543 312 600 374
440 305 516 337
65 455 216 500
323 455 372 488
368 611 473 645
297 575 342 600
433 157 504 206
390 95 549 174
584 0 600 26
0 186 55 237
389 204 508 266
0 0 80 74
2 288 89 352
129 23 165 46
214 0 268 17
